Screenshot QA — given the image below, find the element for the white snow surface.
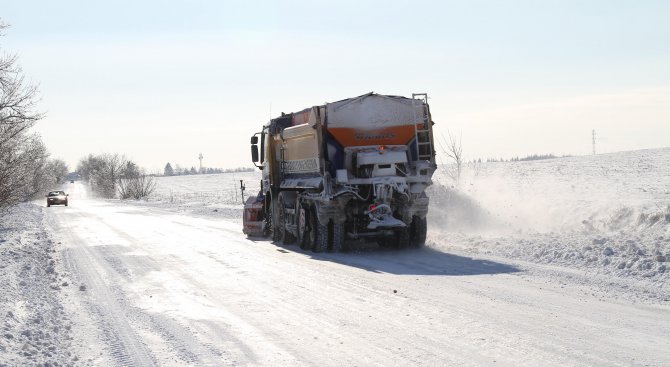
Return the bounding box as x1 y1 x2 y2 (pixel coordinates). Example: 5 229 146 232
141 171 261 220
0 148 669 366
428 147 670 302
0 203 80 366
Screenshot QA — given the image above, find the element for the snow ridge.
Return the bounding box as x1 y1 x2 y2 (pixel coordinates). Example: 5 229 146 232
0 203 79 366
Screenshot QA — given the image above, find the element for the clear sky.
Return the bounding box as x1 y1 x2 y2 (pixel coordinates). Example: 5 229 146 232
1 0 668 172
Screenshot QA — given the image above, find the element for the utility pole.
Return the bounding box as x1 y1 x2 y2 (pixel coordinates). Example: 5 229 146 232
592 130 596 155
198 153 203 173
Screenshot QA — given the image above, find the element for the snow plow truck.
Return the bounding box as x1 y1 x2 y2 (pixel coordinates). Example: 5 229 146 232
243 92 436 252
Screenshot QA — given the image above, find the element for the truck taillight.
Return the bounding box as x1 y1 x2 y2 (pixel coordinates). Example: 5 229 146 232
244 207 262 221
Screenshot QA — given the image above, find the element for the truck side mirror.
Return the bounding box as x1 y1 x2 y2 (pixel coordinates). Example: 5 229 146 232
251 145 259 163
250 136 258 144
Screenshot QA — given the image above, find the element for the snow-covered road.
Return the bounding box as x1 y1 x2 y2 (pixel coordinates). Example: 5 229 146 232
41 184 670 366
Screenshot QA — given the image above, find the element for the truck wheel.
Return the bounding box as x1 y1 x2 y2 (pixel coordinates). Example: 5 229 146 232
271 200 281 242
330 222 345 252
278 195 295 245
297 204 310 250
275 193 295 245
410 216 427 247
282 220 296 245
311 208 328 253
315 222 329 253
303 206 318 251
395 227 410 249
264 208 272 238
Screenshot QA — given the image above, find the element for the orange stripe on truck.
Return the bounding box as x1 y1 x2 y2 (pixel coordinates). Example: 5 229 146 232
328 126 417 147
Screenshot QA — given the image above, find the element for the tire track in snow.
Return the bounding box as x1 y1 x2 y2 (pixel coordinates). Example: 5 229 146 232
60 245 158 366
52 201 232 366
43 188 670 366
48 202 161 366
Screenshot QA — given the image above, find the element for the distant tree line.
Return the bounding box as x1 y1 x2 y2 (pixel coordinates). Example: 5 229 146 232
511 154 563 162
77 153 156 199
475 154 571 163
0 21 68 212
163 162 253 176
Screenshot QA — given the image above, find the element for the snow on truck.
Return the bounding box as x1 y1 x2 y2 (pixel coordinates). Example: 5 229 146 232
243 92 436 252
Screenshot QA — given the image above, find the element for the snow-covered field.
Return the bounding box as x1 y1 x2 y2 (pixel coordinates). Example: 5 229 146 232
1 147 669 366
141 171 260 220
428 147 670 302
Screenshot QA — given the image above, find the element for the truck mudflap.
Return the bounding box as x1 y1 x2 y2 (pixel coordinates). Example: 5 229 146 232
243 196 265 237
367 215 406 229
366 203 407 229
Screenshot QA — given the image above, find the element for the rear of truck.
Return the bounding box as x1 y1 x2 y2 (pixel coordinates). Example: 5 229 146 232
245 92 436 251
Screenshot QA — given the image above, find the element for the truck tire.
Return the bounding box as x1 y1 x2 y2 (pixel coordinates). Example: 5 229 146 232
315 222 329 253
263 204 271 237
311 207 328 253
410 215 427 247
377 238 389 248
395 227 410 249
303 206 319 251
271 199 281 242
281 220 296 245
330 222 345 252
297 204 310 250
275 192 295 245
278 194 296 245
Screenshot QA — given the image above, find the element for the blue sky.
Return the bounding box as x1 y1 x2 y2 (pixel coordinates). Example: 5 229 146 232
1 0 668 171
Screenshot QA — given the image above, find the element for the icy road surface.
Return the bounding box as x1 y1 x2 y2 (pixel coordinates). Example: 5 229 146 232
42 185 669 366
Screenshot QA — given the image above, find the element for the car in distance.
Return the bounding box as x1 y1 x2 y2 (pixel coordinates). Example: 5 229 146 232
46 191 68 207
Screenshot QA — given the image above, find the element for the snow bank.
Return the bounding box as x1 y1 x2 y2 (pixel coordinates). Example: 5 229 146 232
0 203 79 366
427 148 670 299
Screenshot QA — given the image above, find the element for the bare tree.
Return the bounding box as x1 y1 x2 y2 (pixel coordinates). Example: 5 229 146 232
47 158 68 184
76 153 157 199
117 160 155 199
76 153 131 198
117 174 157 200
0 21 48 211
121 160 140 179
76 154 103 184
440 130 463 184
0 134 49 209
0 22 42 140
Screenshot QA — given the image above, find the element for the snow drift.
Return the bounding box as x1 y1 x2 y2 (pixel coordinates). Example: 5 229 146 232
427 148 670 292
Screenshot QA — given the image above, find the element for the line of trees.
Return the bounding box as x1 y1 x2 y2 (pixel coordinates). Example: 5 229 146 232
77 153 156 199
481 154 571 163
0 21 68 212
163 162 253 176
